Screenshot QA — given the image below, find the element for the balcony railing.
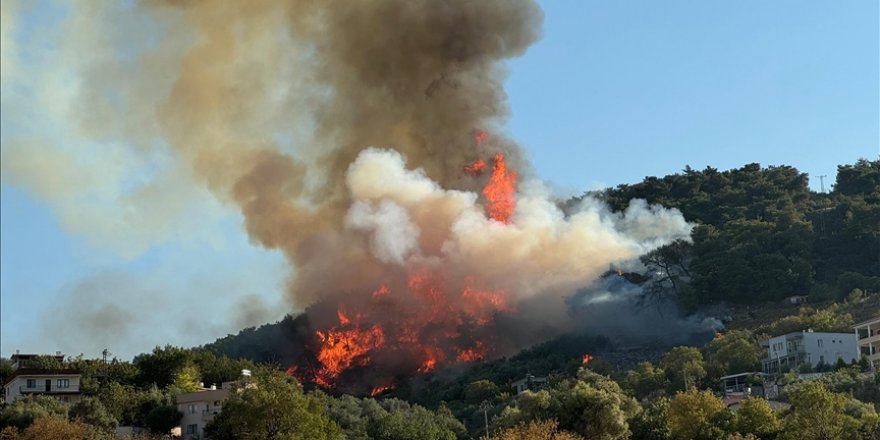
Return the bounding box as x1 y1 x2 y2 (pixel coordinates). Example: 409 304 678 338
19 385 78 393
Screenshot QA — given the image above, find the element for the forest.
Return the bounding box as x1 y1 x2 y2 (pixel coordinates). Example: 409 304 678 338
1 159 878 440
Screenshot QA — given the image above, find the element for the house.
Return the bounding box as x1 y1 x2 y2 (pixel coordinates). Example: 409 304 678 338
3 353 82 404
175 370 250 439
511 374 549 395
177 385 230 439
853 316 879 371
761 330 859 375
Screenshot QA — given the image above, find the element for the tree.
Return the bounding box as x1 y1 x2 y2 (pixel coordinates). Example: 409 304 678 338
25 356 65 370
759 307 854 335
667 388 725 440
69 397 117 432
204 371 341 440
640 240 692 302
660 347 707 391
464 380 500 404
833 159 879 197
144 405 181 435
0 395 69 430
366 405 457 440
495 369 639 440
622 362 668 400
732 397 780 439
0 359 13 387
628 397 671 440
489 420 583 440
703 331 762 378
323 394 386 440
779 380 879 440
0 417 114 440
191 350 256 387
170 364 201 393
133 345 195 388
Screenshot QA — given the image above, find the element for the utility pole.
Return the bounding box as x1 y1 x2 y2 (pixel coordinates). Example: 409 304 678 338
101 349 111 385
480 400 491 439
818 175 827 193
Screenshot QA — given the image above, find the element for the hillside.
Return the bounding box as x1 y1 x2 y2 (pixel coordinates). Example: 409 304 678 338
203 159 880 366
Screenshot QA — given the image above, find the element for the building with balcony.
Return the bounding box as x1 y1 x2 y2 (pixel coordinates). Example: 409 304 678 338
3 370 83 404
177 385 231 439
176 370 251 439
854 316 880 371
761 330 859 375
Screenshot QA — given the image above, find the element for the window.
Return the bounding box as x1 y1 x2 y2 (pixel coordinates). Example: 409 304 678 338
188 404 197 414
57 379 70 389
186 424 198 434
26 379 36 388
818 339 823 348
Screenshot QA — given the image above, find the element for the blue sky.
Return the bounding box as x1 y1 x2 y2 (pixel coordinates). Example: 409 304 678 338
1 0 878 360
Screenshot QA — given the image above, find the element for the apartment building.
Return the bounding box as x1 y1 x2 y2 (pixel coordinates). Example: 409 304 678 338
177 385 231 439
854 316 880 371
3 353 82 404
761 330 859 375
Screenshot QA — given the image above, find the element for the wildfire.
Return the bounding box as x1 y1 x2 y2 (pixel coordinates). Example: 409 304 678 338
419 356 438 373
337 309 351 326
456 341 487 362
483 153 516 223
372 284 390 300
581 354 593 365
293 131 520 392
313 325 385 388
370 385 393 397
463 159 486 176
298 270 509 390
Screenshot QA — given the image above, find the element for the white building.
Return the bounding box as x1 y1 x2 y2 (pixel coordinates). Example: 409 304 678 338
511 374 549 395
177 385 231 439
761 330 859 375
3 353 82 404
853 316 879 371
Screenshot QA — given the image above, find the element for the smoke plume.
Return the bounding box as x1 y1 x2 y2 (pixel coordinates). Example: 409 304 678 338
2 0 693 388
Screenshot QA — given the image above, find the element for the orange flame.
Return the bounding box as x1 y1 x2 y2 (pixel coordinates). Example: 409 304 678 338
370 385 393 397
456 341 486 362
463 159 487 176
483 153 516 223
581 354 593 365
372 284 390 300
337 309 351 326
461 278 511 325
302 270 509 389
285 366 297 376
313 325 385 387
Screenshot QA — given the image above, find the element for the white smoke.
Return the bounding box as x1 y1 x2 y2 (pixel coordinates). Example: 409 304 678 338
343 148 692 312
